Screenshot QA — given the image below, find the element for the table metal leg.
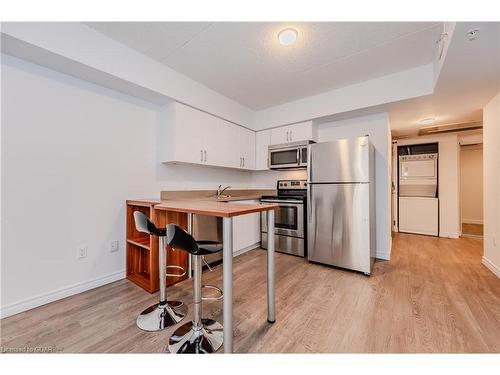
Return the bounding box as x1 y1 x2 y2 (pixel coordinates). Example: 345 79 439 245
187 212 193 279
222 216 233 353
267 209 275 323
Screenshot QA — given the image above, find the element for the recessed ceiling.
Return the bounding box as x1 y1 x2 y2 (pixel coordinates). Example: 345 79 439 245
389 22 500 136
85 22 443 110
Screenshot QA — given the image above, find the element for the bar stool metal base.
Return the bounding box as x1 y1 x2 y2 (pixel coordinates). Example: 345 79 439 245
136 301 187 332
168 319 223 354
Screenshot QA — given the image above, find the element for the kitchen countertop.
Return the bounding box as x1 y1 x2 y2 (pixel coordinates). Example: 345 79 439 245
154 199 278 217
159 189 275 202
127 189 276 211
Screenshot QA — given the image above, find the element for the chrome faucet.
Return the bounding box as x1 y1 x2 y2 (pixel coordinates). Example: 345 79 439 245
217 184 232 197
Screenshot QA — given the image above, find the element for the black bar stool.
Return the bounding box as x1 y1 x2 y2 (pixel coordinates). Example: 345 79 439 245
166 224 224 354
133 211 187 331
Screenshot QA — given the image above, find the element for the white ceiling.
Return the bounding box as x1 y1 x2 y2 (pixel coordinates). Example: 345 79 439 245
389 22 500 136
86 22 442 110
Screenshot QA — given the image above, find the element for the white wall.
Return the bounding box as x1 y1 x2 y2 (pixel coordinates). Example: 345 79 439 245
251 169 307 189
1 22 255 129
316 113 392 260
396 134 461 238
255 64 434 130
460 144 483 224
483 92 500 278
0 55 253 317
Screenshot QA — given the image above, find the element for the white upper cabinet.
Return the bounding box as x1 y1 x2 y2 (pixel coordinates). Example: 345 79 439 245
270 121 317 145
240 127 255 170
255 130 272 170
160 102 256 170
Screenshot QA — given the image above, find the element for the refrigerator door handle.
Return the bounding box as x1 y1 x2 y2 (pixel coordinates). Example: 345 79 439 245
307 184 312 222
307 146 312 183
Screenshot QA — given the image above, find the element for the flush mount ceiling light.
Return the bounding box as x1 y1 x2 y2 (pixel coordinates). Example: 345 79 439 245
419 117 436 125
278 28 298 46
466 29 480 41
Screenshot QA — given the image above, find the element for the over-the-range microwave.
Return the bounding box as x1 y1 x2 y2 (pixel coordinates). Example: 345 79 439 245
268 140 315 170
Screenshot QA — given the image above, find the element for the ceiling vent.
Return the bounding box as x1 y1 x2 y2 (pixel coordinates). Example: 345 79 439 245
418 121 482 136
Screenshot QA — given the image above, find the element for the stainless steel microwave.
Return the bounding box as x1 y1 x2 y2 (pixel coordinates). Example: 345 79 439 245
268 140 315 170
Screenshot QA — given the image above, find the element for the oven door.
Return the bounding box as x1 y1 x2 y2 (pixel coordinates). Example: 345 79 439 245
268 146 300 169
261 199 304 238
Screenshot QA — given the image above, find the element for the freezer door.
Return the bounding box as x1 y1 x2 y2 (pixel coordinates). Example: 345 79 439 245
308 136 370 183
307 183 372 273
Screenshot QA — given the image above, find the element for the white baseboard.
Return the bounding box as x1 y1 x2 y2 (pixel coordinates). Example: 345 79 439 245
439 232 460 239
462 219 484 225
375 252 390 261
482 256 500 278
234 242 260 257
0 270 126 319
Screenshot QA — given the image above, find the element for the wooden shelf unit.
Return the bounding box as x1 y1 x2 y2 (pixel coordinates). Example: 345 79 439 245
126 200 189 293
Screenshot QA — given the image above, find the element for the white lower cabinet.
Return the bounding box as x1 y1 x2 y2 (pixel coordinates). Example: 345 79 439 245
161 102 256 170
232 200 261 255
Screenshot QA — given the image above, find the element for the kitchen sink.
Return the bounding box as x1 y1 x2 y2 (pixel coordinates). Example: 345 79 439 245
215 195 231 200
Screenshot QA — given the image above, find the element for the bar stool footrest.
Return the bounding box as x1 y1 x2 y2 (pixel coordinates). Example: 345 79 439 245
201 284 223 301
165 265 187 278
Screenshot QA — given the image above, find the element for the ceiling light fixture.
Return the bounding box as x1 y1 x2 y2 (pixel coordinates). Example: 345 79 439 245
466 29 480 41
419 117 436 125
278 28 298 46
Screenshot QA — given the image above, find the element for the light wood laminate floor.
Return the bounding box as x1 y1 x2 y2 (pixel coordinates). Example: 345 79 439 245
1 233 500 353
462 223 484 237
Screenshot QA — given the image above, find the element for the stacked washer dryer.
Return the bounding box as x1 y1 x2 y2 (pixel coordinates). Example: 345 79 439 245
398 144 439 236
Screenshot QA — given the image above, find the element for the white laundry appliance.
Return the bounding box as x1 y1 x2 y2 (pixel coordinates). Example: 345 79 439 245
398 153 439 236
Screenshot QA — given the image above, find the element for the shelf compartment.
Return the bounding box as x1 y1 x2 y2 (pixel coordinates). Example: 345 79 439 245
126 243 155 292
127 236 150 250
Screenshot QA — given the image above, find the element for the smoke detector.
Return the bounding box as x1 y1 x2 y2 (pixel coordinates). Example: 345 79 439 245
466 29 480 41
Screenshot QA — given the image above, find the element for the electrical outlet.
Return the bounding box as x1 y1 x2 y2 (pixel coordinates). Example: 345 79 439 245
110 240 119 253
78 246 88 259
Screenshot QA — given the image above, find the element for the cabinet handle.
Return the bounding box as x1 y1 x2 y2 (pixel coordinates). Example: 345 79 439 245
200 150 203 162
243 157 245 167
204 150 207 162
286 131 289 142
290 130 292 141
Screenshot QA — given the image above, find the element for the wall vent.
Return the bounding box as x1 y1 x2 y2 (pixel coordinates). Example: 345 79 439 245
418 121 482 136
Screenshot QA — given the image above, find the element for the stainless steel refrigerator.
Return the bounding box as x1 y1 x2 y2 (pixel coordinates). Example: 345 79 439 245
307 136 375 275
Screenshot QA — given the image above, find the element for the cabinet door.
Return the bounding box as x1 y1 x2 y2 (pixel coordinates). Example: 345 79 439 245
232 200 261 254
202 114 224 167
175 103 207 164
216 119 241 168
240 127 255 169
270 127 289 144
255 130 271 170
270 121 315 145
287 121 313 142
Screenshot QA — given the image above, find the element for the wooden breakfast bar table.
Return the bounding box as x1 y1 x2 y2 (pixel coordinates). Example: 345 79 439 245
154 199 278 353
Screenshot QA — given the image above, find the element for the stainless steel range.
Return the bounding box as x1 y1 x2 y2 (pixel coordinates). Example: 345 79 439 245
261 180 307 257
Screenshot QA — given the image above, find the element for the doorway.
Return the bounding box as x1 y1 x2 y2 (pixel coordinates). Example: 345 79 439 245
460 144 484 237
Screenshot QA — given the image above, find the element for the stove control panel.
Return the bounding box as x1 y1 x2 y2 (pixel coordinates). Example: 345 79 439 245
277 180 307 190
